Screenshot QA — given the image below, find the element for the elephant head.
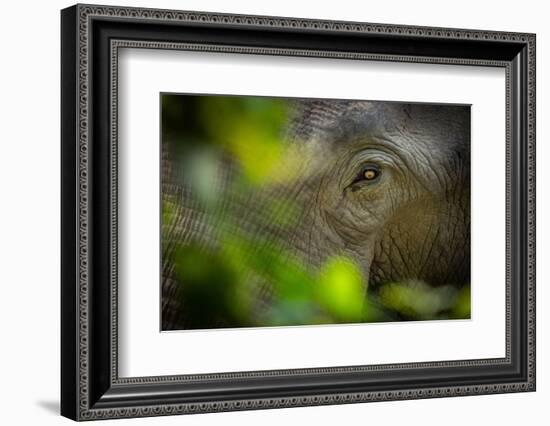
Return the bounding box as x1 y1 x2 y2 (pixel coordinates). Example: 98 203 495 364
161 97 470 329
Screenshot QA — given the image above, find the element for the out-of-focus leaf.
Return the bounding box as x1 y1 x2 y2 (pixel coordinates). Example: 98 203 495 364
273 259 316 302
361 298 398 323
193 96 290 185
263 301 319 326
228 123 283 184
449 285 471 319
182 148 222 207
316 256 365 322
378 280 458 320
162 199 176 229
172 244 242 328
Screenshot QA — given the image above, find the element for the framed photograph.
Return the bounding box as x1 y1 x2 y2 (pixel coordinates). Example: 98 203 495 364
61 3 536 421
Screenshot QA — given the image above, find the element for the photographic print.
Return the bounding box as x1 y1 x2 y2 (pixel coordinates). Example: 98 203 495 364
161 94 471 331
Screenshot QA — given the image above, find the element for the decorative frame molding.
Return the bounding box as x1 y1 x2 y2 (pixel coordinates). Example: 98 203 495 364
61 3 535 421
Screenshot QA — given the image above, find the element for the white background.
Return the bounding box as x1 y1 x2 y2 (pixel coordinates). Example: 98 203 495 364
0 0 547 425
119 50 506 376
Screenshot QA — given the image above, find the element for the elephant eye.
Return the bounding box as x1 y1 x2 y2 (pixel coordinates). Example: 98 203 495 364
363 168 378 180
358 165 381 183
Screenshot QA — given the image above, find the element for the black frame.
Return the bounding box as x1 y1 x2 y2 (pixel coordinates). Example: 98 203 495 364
61 4 536 421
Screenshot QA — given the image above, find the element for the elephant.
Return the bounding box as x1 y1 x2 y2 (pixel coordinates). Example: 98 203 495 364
161 97 470 330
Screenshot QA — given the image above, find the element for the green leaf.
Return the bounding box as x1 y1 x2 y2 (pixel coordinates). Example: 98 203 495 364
449 285 471 319
378 280 459 320
316 256 365 322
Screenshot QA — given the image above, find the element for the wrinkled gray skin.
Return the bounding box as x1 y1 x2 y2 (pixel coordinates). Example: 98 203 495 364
162 100 470 329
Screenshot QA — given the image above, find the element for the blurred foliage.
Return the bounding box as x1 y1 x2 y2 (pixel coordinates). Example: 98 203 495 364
162 94 471 329
163 94 290 185
317 257 365 322
378 281 469 321
172 244 243 329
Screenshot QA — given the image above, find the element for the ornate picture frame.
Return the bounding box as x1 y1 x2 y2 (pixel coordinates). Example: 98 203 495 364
61 3 535 421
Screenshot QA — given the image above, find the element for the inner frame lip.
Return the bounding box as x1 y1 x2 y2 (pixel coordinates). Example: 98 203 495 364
115 45 510 375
